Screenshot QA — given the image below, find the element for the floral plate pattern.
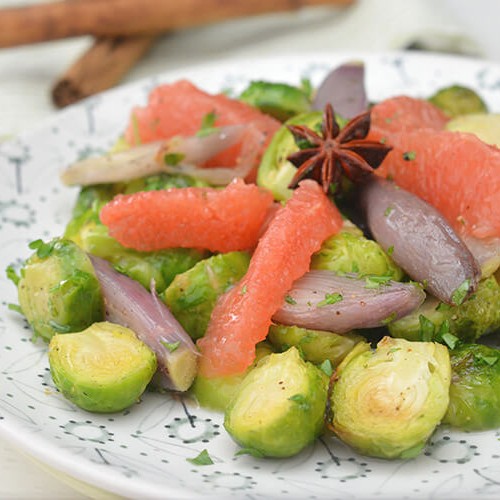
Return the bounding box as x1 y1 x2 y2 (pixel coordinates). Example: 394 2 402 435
1 52 500 499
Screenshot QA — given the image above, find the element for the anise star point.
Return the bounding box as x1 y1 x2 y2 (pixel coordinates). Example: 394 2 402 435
287 103 392 194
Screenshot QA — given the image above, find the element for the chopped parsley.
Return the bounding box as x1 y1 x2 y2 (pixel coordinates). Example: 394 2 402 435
28 239 56 259
475 352 499 366
441 332 459 350
160 340 180 352
364 275 392 289
319 359 333 377
451 279 470 306
435 302 451 312
381 312 397 325
284 294 297 305
187 449 214 466
5 265 20 285
164 152 186 166
288 393 310 411
317 292 343 307
419 314 435 342
196 111 220 137
387 245 394 256
403 150 416 161
384 206 394 217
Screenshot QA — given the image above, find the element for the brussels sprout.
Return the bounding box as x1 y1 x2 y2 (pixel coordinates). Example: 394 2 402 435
311 221 403 280
389 275 500 343
443 343 500 430
257 111 322 201
329 337 451 459
65 198 205 294
428 85 488 117
267 324 364 368
446 113 500 147
49 322 157 412
239 81 311 121
224 347 328 458
163 251 250 340
16 238 104 342
191 342 274 412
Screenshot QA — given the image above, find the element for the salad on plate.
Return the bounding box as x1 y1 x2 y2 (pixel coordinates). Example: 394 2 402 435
3 53 500 497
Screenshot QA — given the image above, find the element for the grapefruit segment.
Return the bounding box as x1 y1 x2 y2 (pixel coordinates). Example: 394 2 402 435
369 95 449 145
100 179 274 253
375 129 500 239
124 80 281 172
197 180 343 377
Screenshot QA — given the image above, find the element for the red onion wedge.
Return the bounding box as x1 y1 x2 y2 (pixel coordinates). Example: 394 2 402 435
357 177 481 305
60 124 260 187
273 270 425 333
90 255 198 392
313 62 368 119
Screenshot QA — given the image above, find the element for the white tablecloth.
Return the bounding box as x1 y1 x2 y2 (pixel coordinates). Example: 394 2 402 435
1 0 498 498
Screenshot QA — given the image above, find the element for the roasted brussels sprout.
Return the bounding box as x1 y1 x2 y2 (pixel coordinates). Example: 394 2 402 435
239 81 311 121
446 113 500 147
49 322 157 412
65 195 204 294
163 251 250 340
257 111 322 201
389 275 500 343
191 342 274 411
267 324 363 368
311 221 403 280
16 238 104 342
329 337 451 459
443 343 500 430
428 85 487 117
224 347 328 457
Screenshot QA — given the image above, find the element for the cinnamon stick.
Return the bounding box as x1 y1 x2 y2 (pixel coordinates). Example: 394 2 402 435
52 35 156 107
0 0 354 48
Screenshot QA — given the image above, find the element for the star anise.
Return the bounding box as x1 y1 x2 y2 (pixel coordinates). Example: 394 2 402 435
287 103 392 194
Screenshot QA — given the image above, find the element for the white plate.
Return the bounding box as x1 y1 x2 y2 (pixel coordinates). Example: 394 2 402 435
2 51 500 500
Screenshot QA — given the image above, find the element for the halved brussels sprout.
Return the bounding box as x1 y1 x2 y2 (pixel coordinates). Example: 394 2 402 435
311 221 403 280
444 343 500 430
428 85 487 117
49 321 157 412
163 251 250 340
239 81 311 121
267 324 363 368
191 342 274 412
446 113 500 147
389 275 500 343
329 337 451 459
16 238 104 342
256 111 322 201
224 347 328 457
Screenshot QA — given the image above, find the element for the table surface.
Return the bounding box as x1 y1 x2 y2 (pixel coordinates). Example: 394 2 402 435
1 0 499 498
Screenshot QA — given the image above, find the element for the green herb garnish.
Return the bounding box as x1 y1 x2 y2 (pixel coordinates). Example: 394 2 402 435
187 449 214 466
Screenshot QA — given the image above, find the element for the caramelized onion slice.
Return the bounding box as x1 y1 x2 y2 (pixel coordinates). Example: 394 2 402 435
357 177 481 305
90 255 198 392
272 270 425 333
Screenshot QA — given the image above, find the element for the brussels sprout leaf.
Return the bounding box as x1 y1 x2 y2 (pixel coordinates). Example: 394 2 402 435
5 265 20 285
